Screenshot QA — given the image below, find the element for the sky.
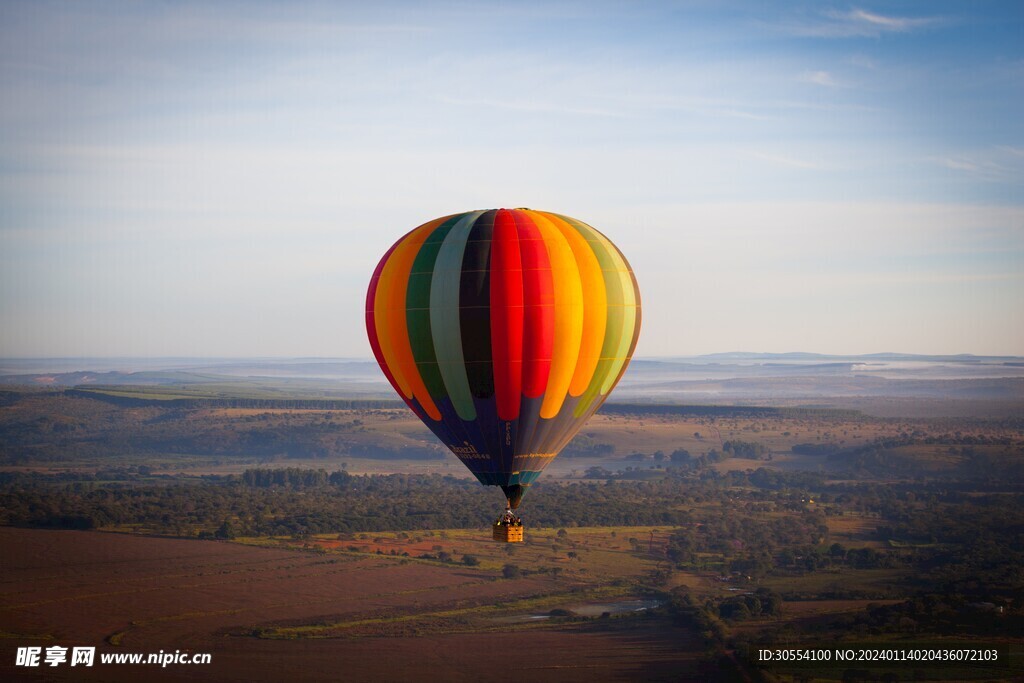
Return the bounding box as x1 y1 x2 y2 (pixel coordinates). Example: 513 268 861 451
1 0 1022 358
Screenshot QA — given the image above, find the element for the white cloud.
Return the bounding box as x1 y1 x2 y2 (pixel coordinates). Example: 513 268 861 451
939 157 980 172
842 9 938 32
774 7 945 38
801 70 840 87
748 151 821 169
931 148 1023 182
435 95 626 118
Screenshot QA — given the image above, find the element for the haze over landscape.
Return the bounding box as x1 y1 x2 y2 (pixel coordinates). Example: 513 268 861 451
3 353 1024 415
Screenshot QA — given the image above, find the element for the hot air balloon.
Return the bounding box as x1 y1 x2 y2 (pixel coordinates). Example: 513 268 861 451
365 209 641 541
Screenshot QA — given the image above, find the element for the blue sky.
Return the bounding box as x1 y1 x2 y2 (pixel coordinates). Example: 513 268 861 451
1 1 1021 357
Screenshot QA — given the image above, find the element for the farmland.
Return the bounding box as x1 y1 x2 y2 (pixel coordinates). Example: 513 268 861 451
0 527 704 682
1 382 1023 681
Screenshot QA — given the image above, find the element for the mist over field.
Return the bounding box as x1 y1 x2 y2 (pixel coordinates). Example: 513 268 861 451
4 353 1023 417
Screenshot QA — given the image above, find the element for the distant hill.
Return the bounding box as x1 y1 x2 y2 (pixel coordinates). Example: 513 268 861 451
673 352 1019 363
2 356 1023 413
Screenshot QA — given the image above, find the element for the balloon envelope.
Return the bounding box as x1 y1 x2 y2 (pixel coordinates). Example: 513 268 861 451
366 209 641 507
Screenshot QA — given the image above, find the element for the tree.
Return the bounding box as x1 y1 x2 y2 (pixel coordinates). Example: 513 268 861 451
214 520 235 539
502 563 521 579
719 599 751 620
670 449 692 464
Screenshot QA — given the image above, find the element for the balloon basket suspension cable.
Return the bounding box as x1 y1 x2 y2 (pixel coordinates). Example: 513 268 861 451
492 499 524 543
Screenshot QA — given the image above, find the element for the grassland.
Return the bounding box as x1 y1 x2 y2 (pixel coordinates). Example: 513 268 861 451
8 385 1019 481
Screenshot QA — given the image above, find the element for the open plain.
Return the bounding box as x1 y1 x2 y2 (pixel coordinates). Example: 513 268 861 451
2 359 1023 681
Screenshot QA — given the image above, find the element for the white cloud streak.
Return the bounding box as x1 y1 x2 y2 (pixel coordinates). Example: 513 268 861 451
801 70 840 87
773 7 946 38
931 148 1024 182
842 8 939 32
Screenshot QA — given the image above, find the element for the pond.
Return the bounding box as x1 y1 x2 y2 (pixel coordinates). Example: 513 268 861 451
567 598 663 617
501 598 663 622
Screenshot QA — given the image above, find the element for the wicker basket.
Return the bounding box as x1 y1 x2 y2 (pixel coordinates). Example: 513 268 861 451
493 523 524 543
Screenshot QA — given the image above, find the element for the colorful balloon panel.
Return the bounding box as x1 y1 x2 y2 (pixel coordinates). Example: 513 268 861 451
366 209 641 507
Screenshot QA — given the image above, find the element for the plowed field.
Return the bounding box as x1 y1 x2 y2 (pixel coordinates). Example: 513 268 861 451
0 528 704 682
